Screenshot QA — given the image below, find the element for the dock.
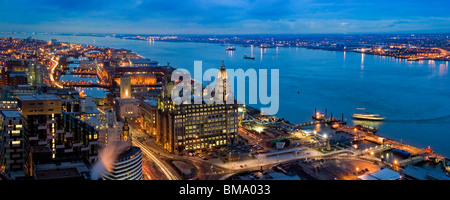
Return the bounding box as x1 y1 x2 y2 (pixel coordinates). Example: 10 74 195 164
333 122 446 161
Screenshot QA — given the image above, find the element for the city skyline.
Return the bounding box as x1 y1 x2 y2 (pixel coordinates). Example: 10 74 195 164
1 0 450 184
1 0 450 34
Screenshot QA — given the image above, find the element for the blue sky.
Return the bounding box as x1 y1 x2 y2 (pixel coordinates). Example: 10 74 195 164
0 0 449 34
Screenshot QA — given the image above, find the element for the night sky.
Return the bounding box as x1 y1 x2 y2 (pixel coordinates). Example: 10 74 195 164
1 0 449 34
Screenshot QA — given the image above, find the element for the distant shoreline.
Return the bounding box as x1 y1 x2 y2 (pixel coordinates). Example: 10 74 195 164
3 32 449 62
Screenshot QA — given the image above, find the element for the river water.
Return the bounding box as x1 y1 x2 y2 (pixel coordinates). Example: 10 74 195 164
2 33 449 157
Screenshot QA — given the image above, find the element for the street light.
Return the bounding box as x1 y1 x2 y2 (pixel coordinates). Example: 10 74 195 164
256 126 264 133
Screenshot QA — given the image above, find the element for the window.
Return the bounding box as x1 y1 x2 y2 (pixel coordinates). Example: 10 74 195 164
11 141 20 145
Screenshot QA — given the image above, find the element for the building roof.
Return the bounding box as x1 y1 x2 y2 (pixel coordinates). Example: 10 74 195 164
34 168 82 180
403 166 450 180
358 174 378 180
358 168 402 180
17 94 60 101
143 99 158 107
0 110 22 118
131 58 158 64
9 71 27 78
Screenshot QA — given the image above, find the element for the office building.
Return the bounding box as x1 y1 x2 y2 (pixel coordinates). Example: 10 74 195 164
94 109 124 148
156 62 239 153
141 99 158 136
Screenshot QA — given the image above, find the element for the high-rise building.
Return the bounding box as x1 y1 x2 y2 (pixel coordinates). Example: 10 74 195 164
141 99 158 136
102 120 142 180
102 145 142 180
120 75 131 99
156 62 239 154
0 110 25 179
17 94 62 164
114 76 140 122
6 72 28 86
94 109 123 148
17 94 99 176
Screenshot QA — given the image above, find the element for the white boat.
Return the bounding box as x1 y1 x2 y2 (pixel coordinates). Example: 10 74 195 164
352 113 385 121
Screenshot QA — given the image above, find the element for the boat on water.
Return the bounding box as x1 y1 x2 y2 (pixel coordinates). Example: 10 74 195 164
226 46 236 51
243 55 255 60
352 113 385 121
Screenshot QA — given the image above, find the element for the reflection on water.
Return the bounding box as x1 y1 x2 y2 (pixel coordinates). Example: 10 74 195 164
260 48 263 60
354 141 408 164
74 87 108 98
59 75 99 83
227 50 234 57
439 64 448 76
380 151 409 164
314 123 322 132
361 53 365 70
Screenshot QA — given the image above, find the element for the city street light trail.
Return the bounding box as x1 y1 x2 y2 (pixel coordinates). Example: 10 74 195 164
132 138 179 180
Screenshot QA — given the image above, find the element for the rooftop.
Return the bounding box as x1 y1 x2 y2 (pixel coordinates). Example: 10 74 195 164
143 99 158 107
358 168 402 180
34 168 82 180
17 94 60 101
131 58 158 64
0 110 22 118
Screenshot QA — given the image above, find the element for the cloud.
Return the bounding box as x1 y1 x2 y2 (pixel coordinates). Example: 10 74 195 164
0 0 449 33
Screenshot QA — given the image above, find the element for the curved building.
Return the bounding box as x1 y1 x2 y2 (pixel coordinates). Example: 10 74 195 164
103 146 143 180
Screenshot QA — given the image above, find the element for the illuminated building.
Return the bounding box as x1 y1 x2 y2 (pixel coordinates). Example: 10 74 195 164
102 119 142 180
108 58 166 88
95 109 124 148
0 110 25 179
156 63 239 153
140 99 158 136
102 145 142 180
0 85 38 110
115 76 140 122
120 75 131 99
129 74 157 85
6 71 27 86
17 94 99 176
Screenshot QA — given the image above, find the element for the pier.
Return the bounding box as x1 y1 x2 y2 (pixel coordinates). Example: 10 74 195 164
333 122 446 161
292 118 341 128
277 108 447 165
